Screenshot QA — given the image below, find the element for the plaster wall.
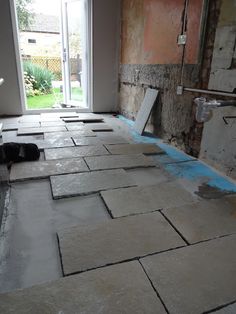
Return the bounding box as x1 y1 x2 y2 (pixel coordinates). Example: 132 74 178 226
119 0 204 149
0 0 23 116
200 0 236 179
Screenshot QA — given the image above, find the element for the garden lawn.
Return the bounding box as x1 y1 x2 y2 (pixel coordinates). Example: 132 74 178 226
27 87 83 109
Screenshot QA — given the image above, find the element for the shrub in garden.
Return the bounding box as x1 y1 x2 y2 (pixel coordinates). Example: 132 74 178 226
23 62 54 95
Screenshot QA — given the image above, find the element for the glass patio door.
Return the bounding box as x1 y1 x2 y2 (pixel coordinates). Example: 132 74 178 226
61 0 90 109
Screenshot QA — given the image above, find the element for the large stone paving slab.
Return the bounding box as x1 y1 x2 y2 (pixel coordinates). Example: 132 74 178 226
17 126 67 135
213 303 236 314
44 129 96 139
105 143 164 155
73 135 129 145
35 138 74 149
63 116 104 122
0 262 166 314
50 169 135 199
85 154 156 170
45 145 109 160
141 235 236 314
40 121 67 127
101 181 195 218
2 122 40 131
58 211 185 275
66 123 113 131
10 158 89 181
163 196 236 243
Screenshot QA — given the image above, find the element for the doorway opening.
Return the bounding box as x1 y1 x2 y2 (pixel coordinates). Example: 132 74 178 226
15 0 91 111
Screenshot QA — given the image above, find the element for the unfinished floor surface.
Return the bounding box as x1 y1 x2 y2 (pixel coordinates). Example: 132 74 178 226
57 211 185 275
85 154 156 170
50 169 135 199
141 235 236 314
45 145 109 160
100 181 196 218
0 262 166 314
10 158 89 181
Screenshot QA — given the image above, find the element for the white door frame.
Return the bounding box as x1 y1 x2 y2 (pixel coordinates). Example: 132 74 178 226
10 0 93 114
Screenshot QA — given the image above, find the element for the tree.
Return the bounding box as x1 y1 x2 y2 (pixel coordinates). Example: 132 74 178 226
16 0 34 31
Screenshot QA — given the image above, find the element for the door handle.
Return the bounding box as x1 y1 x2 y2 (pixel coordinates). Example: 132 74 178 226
63 49 67 63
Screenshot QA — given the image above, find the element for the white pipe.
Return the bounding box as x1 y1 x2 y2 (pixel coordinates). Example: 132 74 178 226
184 87 236 98
0 78 4 86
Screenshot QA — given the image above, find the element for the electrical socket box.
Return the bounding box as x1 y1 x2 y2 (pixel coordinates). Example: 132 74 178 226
177 34 187 45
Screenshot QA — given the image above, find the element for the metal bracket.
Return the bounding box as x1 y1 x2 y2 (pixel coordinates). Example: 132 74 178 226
177 34 187 45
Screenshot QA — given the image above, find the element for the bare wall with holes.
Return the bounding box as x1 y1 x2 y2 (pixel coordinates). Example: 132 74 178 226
119 0 204 151
200 0 236 179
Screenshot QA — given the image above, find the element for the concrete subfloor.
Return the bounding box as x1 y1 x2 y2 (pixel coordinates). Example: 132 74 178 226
0 113 236 313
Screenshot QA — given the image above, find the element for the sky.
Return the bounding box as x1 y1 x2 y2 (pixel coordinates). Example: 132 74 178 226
30 0 61 16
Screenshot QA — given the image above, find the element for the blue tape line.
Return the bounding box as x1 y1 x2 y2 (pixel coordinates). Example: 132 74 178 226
118 115 236 193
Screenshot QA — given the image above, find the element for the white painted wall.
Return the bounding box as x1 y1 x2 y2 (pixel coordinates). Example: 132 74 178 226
92 0 120 112
0 0 23 116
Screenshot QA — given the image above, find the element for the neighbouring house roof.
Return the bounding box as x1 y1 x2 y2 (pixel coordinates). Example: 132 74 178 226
23 14 60 34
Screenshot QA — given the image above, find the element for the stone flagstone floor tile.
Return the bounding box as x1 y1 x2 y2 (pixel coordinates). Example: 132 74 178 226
0 261 166 314
101 181 196 218
57 211 186 275
45 145 109 160
44 130 96 139
105 143 164 155
35 138 74 149
84 154 156 170
73 135 130 145
163 196 236 243
10 158 89 182
17 126 67 135
50 169 135 199
141 235 236 314
66 123 113 132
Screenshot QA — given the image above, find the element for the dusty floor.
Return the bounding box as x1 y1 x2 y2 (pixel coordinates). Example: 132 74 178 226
0 113 235 313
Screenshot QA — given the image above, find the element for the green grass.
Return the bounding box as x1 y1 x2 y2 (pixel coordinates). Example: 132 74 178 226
27 87 83 109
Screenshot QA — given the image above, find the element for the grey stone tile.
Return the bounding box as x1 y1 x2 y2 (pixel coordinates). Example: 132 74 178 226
40 112 78 121
0 262 166 314
50 169 135 199
45 145 109 160
134 88 159 134
73 137 104 146
2 122 40 131
163 197 236 243
2 134 43 143
85 154 156 170
53 194 110 230
58 211 185 275
73 135 129 145
17 126 67 135
40 121 66 127
10 158 89 182
105 143 164 155
18 115 41 123
66 123 113 131
212 303 236 314
141 235 236 314
101 181 195 218
35 138 74 149
44 130 96 139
